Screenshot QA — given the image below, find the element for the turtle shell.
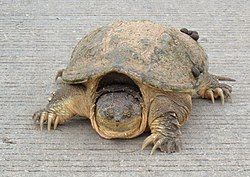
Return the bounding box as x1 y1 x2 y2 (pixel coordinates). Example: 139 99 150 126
62 20 208 91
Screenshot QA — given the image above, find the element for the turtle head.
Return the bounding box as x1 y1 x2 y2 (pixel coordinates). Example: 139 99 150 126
95 86 142 138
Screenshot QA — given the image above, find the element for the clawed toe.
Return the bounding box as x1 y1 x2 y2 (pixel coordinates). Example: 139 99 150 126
141 134 157 151
142 133 182 155
205 83 232 105
33 110 60 131
201 74 234 105
215 87 225 105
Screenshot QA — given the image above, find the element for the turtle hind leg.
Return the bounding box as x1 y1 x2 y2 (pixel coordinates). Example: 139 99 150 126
33 84 87 131
142 93 192 154
198 74 235 105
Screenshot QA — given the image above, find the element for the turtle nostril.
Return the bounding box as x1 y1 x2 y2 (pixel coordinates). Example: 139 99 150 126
113 115 122 122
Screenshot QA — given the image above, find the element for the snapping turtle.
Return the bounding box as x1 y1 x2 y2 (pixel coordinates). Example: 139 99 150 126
33 20 234 154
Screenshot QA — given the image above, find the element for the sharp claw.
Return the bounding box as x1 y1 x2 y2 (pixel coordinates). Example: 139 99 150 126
142 134 155 150
151 138 164 155
47 113 56 131
216 88 224 105
54 116 59 130
207 90 214 104
220 94 224 105
40 112 47 131
211 94 215 104
47 117 52 131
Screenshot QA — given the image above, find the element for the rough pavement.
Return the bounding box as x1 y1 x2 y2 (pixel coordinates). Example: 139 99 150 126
0 0 249 176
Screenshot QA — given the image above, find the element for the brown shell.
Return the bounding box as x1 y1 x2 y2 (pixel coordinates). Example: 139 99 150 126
62 20 208 91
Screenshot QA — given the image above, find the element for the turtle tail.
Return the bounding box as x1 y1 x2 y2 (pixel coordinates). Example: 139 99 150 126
213 75 236 82
55 69 65 81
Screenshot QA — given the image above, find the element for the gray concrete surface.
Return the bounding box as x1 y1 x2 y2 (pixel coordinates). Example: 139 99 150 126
0 0 249 176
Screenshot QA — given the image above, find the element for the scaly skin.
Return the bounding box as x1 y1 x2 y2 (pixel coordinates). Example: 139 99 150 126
141 73 234 155
142 92 192 154
33 84 89 131
33 73 234 154
198 74 234 105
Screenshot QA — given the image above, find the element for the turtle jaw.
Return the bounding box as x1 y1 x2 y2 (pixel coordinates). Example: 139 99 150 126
95 115 142 139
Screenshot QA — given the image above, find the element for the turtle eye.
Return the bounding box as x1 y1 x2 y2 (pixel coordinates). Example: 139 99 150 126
123 110 131 118
106 108 114 118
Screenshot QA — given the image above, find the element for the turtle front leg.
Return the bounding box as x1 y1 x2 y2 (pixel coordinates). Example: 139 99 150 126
142 93 192 154
198 74 235 105
142 112 182 154
33 84 88 131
